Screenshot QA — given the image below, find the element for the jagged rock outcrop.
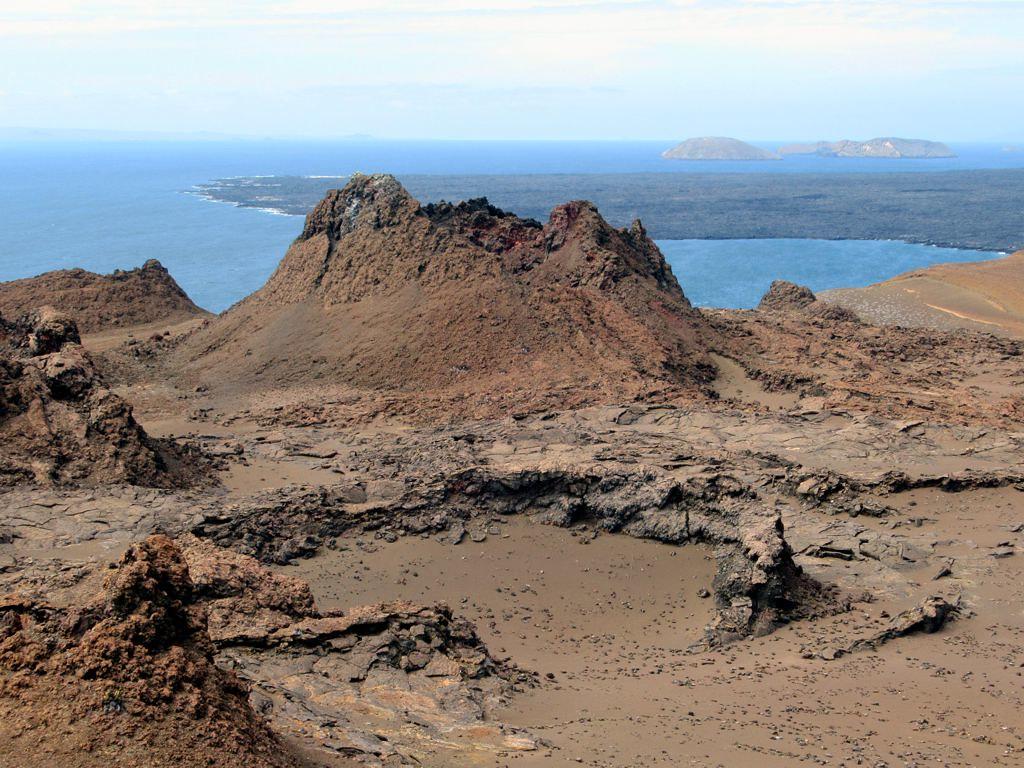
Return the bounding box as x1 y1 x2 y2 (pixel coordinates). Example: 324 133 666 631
806 595 960 660
173 174 719 421
0 259 208 334
0 536 302 768
757 280 818 311
0 308 203 487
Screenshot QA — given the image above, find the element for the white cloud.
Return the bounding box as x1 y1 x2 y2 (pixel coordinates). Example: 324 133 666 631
0 0 1021 138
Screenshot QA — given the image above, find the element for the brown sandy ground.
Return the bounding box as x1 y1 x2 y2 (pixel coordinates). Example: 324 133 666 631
4 363 1024 765
289 513 1023 768
822 249 1024 338
3 179 1024 766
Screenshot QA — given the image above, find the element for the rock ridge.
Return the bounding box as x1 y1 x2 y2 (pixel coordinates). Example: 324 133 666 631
172 174 720 420
0 259 208 334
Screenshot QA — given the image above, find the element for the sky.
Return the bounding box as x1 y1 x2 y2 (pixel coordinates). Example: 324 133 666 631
1 0 1023 141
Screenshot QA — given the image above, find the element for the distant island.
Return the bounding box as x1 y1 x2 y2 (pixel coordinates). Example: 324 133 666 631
662 137 780 161
778 137 955 159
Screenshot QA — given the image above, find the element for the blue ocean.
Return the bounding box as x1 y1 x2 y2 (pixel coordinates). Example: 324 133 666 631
1 140 1019 312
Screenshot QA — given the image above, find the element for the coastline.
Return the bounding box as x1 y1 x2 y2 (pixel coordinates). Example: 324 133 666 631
190 168 1024 252
189 183 1018 255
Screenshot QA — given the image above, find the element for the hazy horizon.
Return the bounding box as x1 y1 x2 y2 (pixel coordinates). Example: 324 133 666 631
2 1 1023 143
2 128 1024 145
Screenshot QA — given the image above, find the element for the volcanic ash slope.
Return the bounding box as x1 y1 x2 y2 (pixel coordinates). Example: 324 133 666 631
174 174 720 419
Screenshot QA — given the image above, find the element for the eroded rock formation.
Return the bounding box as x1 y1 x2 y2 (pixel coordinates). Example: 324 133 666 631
0 308 203 487
182 535 534 762
807 595 961 660
757 280 818 311
0 533 536 767
0 536 302 768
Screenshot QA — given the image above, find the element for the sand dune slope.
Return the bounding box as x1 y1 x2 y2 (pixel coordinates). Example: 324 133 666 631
822 249 1024 336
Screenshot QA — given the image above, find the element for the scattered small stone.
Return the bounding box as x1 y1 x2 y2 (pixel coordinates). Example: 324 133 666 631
448 525 466 545
933 562 953 580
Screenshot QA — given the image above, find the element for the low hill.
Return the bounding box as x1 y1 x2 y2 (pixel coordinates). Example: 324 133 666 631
173 174 719 420
821 250 1024 337
662 137 780 161
779 137 955 159
0 259 208 334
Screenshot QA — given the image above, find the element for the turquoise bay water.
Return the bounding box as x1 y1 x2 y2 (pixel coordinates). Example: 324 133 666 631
0 140 1013 312
659 239 998 309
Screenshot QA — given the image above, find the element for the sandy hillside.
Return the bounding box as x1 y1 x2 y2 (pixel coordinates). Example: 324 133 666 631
0 259 209 333
822 249 1024 337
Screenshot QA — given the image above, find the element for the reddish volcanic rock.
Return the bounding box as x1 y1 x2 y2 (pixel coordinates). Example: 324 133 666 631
0 536 302 768
0 259 208 335
174 174 719 421
757 280 818 311
0 308 205 487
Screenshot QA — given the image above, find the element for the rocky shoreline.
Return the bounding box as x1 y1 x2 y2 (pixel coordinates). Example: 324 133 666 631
193 169 1024 253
